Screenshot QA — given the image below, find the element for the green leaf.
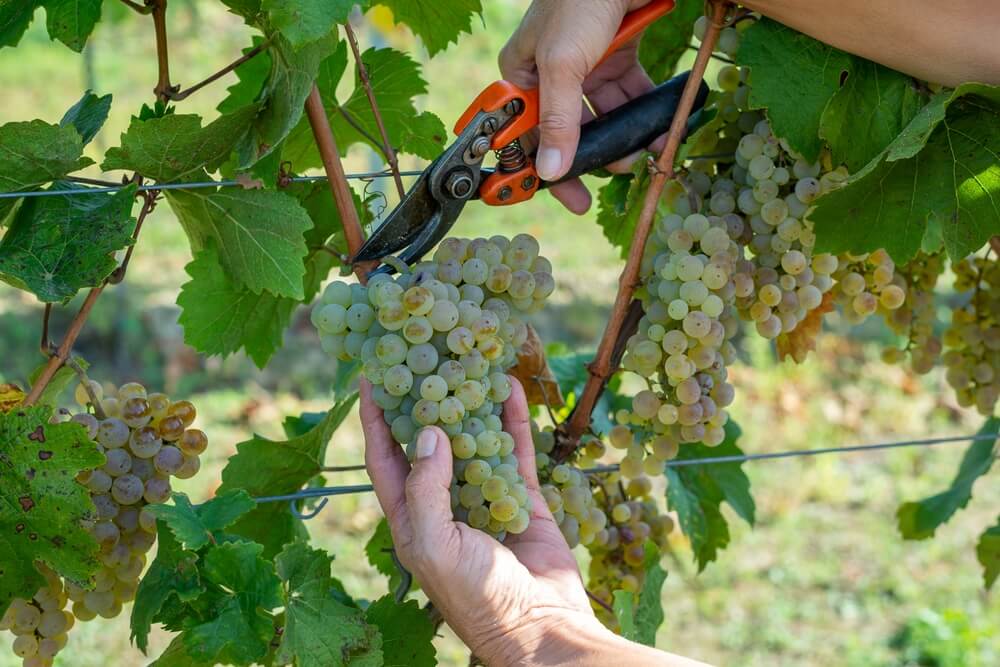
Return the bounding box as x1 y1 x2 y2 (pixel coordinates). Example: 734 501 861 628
665 421 754 570
0 119 92 193
235 33 339 168
595 168 642 259
612 544 666 646
738 17 852 162
365 596 436 667
0 1 41 49
365 517 406 593
897 417 998 540
218 38 272 115
131 523 204 653
276 542 383 667
976 518 1000 590
220 0 263 21
0 405 104 616
376 0 481 56
883 83 1000 161
0 184 136 303
60 90 112 146
637 0 701 83
145 490 256 551
27 356 87 407
818 59 924 171
165 186 312 298
44 0 103 52
178 541 283 665
217 395 358 557
284 46 447 168
264 0 353 47
811 90 1000 262
102 106 259 183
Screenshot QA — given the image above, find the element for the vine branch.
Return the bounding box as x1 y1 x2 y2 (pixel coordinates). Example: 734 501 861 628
23 191 158 406
554 0 732 459
303 86 377 282
166 40 270 101
151 0 175 102
119 0 154 14
344 23 406 200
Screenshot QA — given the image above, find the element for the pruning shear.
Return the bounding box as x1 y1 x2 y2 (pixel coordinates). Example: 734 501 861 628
353 0 709 268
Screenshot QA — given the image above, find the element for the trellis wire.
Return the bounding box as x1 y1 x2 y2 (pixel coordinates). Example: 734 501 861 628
0 170 426 199
253 431 999 519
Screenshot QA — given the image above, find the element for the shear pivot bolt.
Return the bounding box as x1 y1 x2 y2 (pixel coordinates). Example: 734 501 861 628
481 118 498 134
446 171 475 199
471 136 491 157
498 186 512 201
521 176 536 190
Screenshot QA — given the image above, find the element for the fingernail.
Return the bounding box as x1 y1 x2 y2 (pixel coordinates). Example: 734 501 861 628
535 146 562 181
415 428 437 459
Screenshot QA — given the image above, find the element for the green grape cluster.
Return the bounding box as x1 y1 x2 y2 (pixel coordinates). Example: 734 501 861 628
0 566 73 667
531 425 607 547
585 475 674 627
880 251 947 373
2 382 208 665
943 255 1000 415
830 249 907 324
312 234 554 540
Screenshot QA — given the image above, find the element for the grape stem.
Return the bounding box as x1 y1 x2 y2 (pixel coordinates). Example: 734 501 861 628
344 22 406 200
165 39 271 102
66 356 107 420
554 0 732 460
23 191 157 407
118 0 154 14
303 86 378 283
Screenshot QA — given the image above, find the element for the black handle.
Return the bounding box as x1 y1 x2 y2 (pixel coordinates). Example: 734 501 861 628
542 70 710 188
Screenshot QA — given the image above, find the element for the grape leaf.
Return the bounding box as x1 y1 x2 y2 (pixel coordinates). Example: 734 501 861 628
637 0 701 83
0 0 41 49
0 405 104 616
60 90 112 146
0 120 92 193
176 541 283 666
130 523 205 653
0 383 25 412
897 417 998 540
612 542 667 646
218 38 272 115
665 421 754 571
102 106 259 183
811 91 1000 262
376 0 481 56
0 184 136 303
738 18 852 162
217 395 358 557
263 0 353 47
284 45 447 168
276 543 383 667
365 517 408 594
595 169 641 259
44 0 102 52
220 0 263 21
146 490 256 551
365 596 436 667
165 186 311 298
235 33 339 168
882 83 1000 161
976 518 1000 590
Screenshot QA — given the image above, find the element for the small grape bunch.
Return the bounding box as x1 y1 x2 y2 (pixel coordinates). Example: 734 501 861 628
312 234 555 541
0 566 73 667
880 251 946 373
532 424 606 548
67 382 208 621
830 249 906 324
942 255 1000 415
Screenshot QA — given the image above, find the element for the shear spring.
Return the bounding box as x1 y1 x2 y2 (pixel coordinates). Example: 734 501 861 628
496 140 527 172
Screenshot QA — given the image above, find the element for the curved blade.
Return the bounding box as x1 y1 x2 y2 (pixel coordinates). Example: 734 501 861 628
352 160 440 263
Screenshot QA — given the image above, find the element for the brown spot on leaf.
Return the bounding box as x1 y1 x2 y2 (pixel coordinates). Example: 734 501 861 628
29 533 38 541
25 468 35 480
15 523 25 533
38 451 52 461
18 496 35 512
28 426 45 443
51 536 65 547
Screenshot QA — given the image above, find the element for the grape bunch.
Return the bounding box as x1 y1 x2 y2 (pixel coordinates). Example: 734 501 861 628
830 250 907 324
312 234 554 540
0 566 73 667
943 255 1000 416
531 424 607 547
585 475 674 627
880 251 946 373
1 382 208 665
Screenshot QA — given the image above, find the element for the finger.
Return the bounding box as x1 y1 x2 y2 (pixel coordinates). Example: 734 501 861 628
501 377 541 491
585 79 630 117
360 379 410 531
547 178 592 214
605 150 642 174
404 426 457 548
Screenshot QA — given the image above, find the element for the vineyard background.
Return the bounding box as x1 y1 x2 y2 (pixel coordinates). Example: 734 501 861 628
0 1 997 665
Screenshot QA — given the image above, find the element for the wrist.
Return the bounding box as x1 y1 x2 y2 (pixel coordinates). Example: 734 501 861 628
474 606 615 667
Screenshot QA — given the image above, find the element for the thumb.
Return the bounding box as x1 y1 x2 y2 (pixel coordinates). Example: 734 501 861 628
404 427 456 543
534 56 585 181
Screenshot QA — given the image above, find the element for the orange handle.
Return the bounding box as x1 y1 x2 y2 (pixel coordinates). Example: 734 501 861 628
454 0 676 143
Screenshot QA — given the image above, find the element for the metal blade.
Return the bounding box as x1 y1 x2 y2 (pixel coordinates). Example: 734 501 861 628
352 160 441 262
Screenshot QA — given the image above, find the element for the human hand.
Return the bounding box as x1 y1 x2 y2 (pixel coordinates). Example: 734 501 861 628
499 0 662 214
360 377 609 665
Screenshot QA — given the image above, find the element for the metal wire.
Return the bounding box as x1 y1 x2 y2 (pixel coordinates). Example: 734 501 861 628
251 431 999 519
0 170 426 200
